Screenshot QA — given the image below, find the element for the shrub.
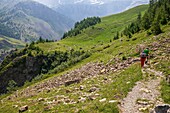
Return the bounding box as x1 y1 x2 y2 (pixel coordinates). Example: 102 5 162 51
7 80 17 92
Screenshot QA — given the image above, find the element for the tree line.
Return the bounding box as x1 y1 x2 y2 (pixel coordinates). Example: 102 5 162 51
62 17 101 39
122 0 170 37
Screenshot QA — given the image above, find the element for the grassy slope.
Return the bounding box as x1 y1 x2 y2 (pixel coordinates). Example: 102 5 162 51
0 5 170 112
0 35 25 49
0 64 142 113
37 5 148 52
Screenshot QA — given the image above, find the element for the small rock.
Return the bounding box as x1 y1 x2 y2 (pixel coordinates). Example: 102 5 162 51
95 93 100 96
46 89 51 93
75 88 79 91
126 81 130 84
140 88 151 93
101 68 106 73
65 79 81 86
44 106 52 111
99 98 106 102
137 100 149 105
78 97 86 102
109 100 118 103
104 77 108 81
57 100 63 104
80 85 85 90
88 96 96 100
139 107 148 111
89 87 97 93
119 52 123 55
65 99 71 103
69 101 77 104
19 105 28 113
38 98 45 102
65 89 71 93
44 101 53 105
13 105 18 108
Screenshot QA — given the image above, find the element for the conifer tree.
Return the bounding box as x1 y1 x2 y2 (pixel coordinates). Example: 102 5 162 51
151 20 162 35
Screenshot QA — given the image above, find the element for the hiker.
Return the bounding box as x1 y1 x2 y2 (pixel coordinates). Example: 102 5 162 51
140 52 146 68
143 48 149 64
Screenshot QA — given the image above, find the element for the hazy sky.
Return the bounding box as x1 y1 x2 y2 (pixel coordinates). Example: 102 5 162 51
33 0 149 8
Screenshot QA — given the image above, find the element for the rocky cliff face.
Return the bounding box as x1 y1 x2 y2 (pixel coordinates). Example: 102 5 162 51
0 55 45 94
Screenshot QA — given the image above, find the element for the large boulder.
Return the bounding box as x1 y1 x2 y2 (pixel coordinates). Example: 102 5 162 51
151 104 170 113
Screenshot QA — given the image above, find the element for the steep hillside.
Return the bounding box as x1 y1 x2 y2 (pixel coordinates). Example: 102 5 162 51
0 3 169 113
38 5 148 53
0 35 25 63
0 35 25 49
0 5 148 94
0 0 74 42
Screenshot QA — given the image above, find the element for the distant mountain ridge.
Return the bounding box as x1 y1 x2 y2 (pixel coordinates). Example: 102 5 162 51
0 0 74 42
34 0 149 21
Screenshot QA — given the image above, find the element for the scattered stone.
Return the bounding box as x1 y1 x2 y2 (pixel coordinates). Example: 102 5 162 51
75 88 79 91
89 87 97 93
80 85 85 90
38 98 45 102
101 68 106 73
126 81 130 84
119 52 123 55
139 107 148 111
57 100 63 104
19 105 28 113
95 93 100 96
89 96 96 100
7 97 11 100
88 95 96 100
46 89 51 93
99 98 106 102
140 88 151 93
109 100 118 103
65 79 81 86
44 106 52 111
78 97 86 102
69 101 77 104
104 77 108 81
65 99 71 103
65 89 71 93
137 100 149 105
44 101 53 105
13 105 18 108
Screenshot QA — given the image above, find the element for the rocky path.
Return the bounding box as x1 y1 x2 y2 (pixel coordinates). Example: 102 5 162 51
119 36 170 113
119 68 166 113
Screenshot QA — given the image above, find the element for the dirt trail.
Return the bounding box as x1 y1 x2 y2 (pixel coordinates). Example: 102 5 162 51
119 68 164 113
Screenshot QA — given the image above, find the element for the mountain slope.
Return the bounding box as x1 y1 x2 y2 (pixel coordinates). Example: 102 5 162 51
0 5 148 94
54 1 131 21
0 4 169 112
0 0 74 42
34 0 149 21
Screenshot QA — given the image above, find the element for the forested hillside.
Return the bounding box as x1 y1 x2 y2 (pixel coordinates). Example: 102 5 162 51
123 0 170 37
